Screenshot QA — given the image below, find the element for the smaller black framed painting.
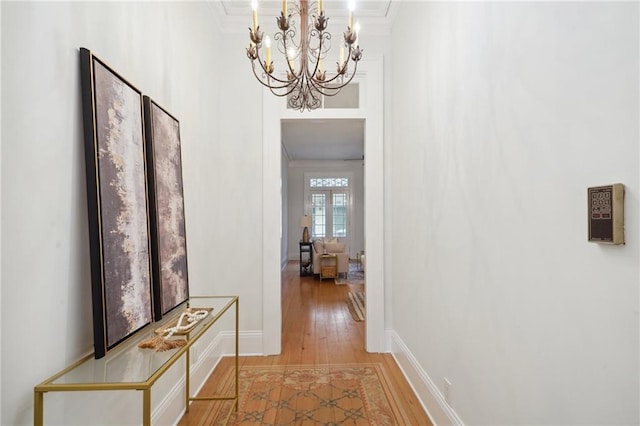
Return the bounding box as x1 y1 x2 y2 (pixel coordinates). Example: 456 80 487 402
80 48 154 359
143 96 190 320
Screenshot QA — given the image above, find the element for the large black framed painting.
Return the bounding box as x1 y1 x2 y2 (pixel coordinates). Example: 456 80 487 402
80 48 153 359
143 97 189 320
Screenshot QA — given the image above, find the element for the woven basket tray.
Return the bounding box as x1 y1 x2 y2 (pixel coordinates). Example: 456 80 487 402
321 266 336 276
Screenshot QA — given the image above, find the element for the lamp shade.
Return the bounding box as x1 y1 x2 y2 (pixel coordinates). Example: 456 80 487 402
300 215 312 228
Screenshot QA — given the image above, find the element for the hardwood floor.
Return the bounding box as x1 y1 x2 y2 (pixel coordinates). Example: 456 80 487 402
178 261 432 425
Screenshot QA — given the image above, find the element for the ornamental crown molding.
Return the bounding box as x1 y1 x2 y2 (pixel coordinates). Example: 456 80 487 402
209 0 398 36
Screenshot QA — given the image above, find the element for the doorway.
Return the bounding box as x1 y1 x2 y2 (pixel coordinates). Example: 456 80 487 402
261 57 384 355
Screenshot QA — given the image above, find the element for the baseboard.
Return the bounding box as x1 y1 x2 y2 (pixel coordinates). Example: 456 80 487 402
386 329 465 426
151 330 264 425
218 330 264 356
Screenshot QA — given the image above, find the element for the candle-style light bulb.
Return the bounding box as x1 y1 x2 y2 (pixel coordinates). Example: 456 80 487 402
282 0 287 15
252 0 259 31
318 0 323 14
348 1 355 29
287 46 296 69
265 35 272 64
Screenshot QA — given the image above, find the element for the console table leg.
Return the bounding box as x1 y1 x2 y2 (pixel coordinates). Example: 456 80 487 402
185 348 191 412
34 390 44 426
235 297 239 411
142 389 151 426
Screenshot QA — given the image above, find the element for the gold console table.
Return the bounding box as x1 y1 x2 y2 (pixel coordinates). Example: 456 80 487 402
34 296 239 426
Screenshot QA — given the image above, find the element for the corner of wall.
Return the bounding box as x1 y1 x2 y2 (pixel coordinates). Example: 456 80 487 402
386 329 465 426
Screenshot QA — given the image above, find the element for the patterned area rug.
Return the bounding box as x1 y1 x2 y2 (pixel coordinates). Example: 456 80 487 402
335 262 365 285
205 363 409 425
347 291 366 322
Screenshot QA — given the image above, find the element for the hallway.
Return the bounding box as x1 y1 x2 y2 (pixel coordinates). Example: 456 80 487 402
178 262 431 424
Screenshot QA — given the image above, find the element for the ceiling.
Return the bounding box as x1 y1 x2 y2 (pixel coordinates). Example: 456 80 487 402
282 119 364 161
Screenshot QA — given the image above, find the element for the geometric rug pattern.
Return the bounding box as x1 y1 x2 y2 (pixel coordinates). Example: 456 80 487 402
205 363 410 425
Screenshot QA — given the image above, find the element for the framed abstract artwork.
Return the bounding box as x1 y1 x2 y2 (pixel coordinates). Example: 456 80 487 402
143 97 190 320
79 48 154 359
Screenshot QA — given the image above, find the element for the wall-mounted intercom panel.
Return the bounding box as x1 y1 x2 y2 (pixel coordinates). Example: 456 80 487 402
588 183 625 245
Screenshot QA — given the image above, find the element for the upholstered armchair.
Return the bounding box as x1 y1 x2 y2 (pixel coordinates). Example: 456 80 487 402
311 239 350 277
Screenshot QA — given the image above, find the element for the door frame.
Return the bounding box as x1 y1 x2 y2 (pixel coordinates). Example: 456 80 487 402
261 56 384 354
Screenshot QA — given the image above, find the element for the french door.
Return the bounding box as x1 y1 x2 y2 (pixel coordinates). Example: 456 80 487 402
310 189 350 241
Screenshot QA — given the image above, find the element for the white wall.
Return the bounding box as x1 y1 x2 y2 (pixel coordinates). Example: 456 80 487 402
207 30 263 331
286 160 365 260
389 2 639 424
1 2 264 424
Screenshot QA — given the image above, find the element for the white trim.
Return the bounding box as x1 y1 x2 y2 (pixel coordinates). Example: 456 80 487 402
151 332 222 426
363 56 385 353
289 160 364 169
152 377 188 426
0 1 3 417
262 56 385 354
221 330 264 356
262 90 283 355
213 4 395 36
387 329 465 426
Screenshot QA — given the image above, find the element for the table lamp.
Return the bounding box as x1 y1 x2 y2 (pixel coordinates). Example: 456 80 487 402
300 215 312 242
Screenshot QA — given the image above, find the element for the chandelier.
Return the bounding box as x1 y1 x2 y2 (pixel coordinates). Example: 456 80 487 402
247 0 363 111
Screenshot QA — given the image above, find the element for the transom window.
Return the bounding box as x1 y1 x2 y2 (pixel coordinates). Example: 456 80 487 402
310 177 349 188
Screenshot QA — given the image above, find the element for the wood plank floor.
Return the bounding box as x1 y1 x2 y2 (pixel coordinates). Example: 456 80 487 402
178 261 431 425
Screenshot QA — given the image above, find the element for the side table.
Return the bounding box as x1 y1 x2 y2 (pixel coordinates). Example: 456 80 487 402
319 254 338 281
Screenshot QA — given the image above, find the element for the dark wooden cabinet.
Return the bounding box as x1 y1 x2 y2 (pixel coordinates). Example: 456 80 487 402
299 241 313 276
